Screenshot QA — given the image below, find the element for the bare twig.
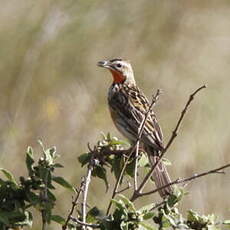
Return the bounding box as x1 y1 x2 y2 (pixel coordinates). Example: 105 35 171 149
105 147 135 215
139 163 230 198
134 142 139 191
106 89 161 215
41 170 49 230
70 216 99 228
130 85 206 201
134 89 161 191
116 181 132 194
164 85 206 152
62 181 84 230
82 159 94 229
150 200 165 211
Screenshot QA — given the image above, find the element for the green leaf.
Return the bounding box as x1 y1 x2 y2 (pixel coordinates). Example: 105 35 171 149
38 140 56 165
53 163 64 168
0 213 9 225
48 190 57 201
120 221 129 230
52 176 75 192
177 223 189 229
27 146 34 157
110 139 129 146
207 225 220 230
92 166 109 191
106 132 111 141
44 148 54 165
38 167 50 182
162 158 172 166
167 186 184 207
139 222 157 230
187 210 199 222
143 212 155 220
161 214 171 228
27 191 40 205
164 214 176 227
117 195 136 212
87 206 104 223
51 215 65 225
15 211 33 227
223 220 230 225
138 203 154 213
0 168 17 185
111 155 123 181
78 153 91 167
111 199 126 211
138 153 149 168
26 146 35 176
47 146 56 158
125 159 135 178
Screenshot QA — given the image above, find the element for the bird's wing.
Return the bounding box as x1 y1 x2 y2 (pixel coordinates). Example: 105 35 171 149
125 85 164 150
109 84 164 150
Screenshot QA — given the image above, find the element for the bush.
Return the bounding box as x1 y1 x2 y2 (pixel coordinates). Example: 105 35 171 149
0 135 229 230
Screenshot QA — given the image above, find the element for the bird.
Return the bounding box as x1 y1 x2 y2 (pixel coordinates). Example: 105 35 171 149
97 58 173 198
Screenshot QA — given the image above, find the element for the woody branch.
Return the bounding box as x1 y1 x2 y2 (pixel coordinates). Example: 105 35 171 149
62 181 84 230
138 163 230 198
130 85 206 201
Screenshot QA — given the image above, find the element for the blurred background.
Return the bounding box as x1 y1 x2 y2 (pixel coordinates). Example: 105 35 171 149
0 0 230 228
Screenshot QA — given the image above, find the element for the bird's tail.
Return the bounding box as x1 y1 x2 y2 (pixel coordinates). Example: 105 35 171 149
149 155 173 198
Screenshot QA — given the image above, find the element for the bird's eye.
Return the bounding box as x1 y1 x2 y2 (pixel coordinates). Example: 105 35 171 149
116 64 122 68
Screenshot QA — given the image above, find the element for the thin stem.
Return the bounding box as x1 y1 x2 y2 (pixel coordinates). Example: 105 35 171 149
139 163 230 198
70 216 99 228
130 85 206 202
151 201 165 211
41 211 47 230
82 162 93 230
116 182 132 194
164 85 206 152
41 170 49 230
134 141 139 191
105 149 134 215
62 181 84 230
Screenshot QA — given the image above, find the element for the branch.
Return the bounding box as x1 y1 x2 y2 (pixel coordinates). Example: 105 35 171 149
151 200 165 211
116 181 132 194
134 90 161 190
70 216 99 228
134 145 139 191
82 159 94 230
164 85 206 152
41 169 49 230
62 181 84 230
130 85 206 201
106 89 161 215
139 163 230 198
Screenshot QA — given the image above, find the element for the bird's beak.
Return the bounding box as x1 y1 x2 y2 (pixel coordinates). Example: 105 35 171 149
97 60 110 68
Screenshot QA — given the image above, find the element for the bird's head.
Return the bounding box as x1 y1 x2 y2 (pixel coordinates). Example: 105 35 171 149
97 58 136 85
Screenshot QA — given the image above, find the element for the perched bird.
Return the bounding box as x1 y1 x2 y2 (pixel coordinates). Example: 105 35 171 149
97 58 172 198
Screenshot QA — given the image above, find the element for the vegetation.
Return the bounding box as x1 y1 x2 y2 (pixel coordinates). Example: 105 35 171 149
0 135 230 230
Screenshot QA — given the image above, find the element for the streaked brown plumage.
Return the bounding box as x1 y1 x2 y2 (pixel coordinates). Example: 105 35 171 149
97 58 173 198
